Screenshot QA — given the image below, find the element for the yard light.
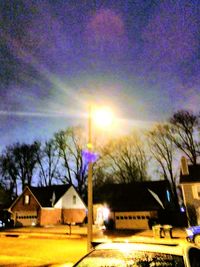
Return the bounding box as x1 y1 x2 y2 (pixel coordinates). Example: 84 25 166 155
87 104 114 251
102 206 110 221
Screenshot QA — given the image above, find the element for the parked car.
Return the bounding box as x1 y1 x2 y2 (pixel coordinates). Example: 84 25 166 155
0 210 14 229
72 241 200 267
186 226 200 245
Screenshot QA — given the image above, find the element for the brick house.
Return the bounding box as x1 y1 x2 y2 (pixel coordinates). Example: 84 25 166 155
93 180 178 230
180 156 200 226
9 184 87 227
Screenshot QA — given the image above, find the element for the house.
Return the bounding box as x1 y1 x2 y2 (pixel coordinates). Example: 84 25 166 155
9 184 87 227
180 156 200 226
93 180 178 230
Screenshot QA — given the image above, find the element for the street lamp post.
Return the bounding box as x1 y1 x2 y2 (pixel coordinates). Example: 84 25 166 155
86 105 114 251
87 104 93 251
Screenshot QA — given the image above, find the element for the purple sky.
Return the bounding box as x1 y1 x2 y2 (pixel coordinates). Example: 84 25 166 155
0 0 200 149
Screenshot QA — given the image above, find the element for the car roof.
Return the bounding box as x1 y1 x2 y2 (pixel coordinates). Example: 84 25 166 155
94 240 199 257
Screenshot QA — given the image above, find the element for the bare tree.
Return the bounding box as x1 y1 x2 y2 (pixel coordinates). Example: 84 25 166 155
147 123 179 207
54 127 88 196
169 110 200 165
0 147 18 198
0 142 39 193
36 140 61 186
100 132 149 183
14 142 39 190
92 151 115 189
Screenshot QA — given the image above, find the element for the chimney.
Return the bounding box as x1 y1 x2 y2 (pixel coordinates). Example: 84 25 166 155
181 156 189 175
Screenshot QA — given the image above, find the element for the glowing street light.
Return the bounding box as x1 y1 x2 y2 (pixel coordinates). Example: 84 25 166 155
92 106 114 128
87 105 114 251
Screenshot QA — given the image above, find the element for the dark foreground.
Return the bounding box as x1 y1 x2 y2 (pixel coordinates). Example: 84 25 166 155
0 225 187 266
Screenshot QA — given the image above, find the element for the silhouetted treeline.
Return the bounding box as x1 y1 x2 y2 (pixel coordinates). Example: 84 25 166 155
0 110 199 206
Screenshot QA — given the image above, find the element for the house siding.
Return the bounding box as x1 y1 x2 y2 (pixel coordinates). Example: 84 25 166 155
40 208 62 226
55 186 86 224
62 209 86 224
55 186 86 209
11 188 40 212
182 184 195 206
11 187 40 226
181 184 200 207
181 183 200 224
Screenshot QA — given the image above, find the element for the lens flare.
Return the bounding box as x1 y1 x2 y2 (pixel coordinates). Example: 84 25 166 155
92 106 114 128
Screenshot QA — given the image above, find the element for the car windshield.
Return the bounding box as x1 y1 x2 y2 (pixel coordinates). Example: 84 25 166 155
74 249 184 267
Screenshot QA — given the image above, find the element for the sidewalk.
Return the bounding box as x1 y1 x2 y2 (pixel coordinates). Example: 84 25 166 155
0 225 187 240
136 227 186 239
0 225 86 239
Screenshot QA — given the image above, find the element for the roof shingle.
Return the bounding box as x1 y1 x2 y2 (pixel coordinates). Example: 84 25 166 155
93 180 172 211
29 184 71 207
180 164 200 183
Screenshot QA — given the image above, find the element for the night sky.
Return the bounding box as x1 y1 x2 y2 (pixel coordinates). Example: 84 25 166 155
1 0 200 150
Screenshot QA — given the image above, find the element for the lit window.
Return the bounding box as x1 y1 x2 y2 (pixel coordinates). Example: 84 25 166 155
192 185 200 199
24 195 30 205
166 190 171 202
73 195 76 204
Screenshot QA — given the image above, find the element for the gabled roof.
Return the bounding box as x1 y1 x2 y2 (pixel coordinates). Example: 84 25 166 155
180 164 200 183
93 180 172 212
29 184 71 207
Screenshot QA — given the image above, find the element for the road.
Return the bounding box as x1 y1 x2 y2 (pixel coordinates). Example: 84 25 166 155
0 226 187 266
0 235 87 266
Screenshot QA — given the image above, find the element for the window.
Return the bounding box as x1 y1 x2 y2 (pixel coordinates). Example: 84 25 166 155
192 185 200 199
166 189 171 202
73 195 76 204
24 195 30 205
74 249 184 267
